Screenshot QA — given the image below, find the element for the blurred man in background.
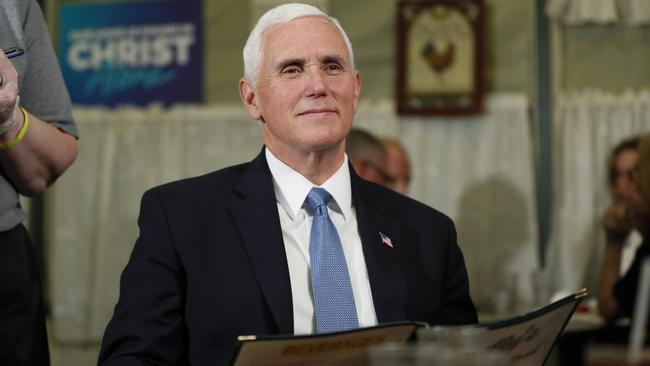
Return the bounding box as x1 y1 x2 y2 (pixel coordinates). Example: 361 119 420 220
381 137 411 196
346 128 390 186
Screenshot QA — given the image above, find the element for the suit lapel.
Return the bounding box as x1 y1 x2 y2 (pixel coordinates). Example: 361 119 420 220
351 168 407 322
228 150 293 334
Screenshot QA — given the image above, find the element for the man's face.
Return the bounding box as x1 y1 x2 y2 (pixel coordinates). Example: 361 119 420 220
385 144 411 195
613 149 638 201
240 17 360 158
352 154 390 186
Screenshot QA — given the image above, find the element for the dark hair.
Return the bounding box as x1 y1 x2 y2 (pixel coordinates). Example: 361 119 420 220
607 136 640 188
345 128 385 162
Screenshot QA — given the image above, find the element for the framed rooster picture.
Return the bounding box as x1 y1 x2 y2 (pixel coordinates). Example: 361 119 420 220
396 0 484 115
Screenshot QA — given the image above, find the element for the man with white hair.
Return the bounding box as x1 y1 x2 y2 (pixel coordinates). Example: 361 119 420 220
99 3 476 365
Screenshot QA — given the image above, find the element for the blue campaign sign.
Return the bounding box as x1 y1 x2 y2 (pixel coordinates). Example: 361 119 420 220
58 0 202 107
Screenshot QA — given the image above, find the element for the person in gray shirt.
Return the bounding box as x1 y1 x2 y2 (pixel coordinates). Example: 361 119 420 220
0 1 78 364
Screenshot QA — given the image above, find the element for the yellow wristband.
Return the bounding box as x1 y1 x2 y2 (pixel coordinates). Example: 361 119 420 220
0 106 29 150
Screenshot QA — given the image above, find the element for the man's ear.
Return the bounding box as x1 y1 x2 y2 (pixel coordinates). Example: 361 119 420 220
239 78 262 121
350 159 365 177
352 70 361 113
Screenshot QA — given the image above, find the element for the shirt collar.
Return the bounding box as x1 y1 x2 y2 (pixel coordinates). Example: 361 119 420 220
265 147 353 221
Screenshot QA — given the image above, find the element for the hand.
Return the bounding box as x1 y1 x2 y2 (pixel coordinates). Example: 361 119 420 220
628 199 650 237
598 295 619 320
602 201 633 243
0 51 19 136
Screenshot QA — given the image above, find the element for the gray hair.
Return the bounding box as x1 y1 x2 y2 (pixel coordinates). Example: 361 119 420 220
242 3 355 87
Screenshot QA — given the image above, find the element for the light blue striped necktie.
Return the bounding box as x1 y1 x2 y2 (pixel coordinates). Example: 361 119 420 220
305 187 359 333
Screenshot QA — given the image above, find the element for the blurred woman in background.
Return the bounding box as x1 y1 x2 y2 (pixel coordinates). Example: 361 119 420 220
600 133 650 321
598 137 641 319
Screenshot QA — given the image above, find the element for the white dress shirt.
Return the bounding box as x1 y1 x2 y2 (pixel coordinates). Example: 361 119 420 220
265 148 378 334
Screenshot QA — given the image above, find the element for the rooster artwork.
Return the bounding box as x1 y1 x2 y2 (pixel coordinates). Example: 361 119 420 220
404 3 474 95
421 40 455 74
397 1 483 114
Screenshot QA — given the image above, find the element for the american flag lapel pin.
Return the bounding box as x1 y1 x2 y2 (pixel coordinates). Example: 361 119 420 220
379 232 394 248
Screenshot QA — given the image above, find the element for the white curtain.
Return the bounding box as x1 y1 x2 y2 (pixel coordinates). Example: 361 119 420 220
547 0 650 25
546 90 650 296
47 93 538 342
47 105 264 342
396 94 539 315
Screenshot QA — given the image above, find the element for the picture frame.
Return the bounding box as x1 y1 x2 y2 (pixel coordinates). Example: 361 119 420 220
396 0 484 116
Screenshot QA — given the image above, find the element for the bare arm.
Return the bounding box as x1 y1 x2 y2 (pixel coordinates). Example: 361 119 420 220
0 52 77 196
0 110 77 195
597 202 633 319
598 242 623 319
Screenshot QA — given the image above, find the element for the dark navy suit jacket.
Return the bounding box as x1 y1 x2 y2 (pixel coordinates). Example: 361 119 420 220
98 149 477 366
